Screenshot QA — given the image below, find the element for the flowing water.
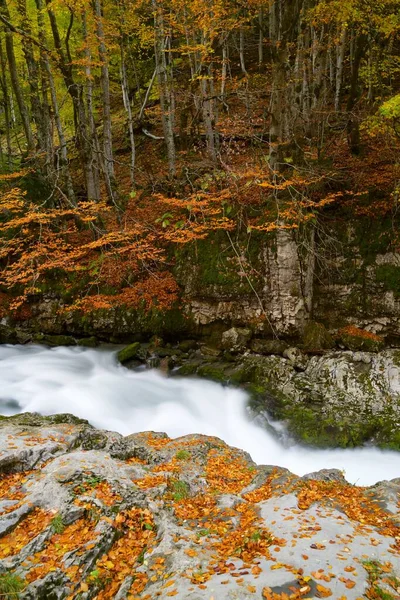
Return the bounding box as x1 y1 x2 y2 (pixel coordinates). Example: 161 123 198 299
0 344 399 486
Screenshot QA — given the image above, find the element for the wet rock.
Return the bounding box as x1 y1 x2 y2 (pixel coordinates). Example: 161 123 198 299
76 337 98 347
32 334 76 347
117 342 145 364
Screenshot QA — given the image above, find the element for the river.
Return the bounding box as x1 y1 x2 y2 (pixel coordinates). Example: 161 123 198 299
0 344 399 486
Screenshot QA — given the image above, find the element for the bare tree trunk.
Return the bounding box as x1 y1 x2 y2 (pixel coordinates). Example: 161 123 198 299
94 0 117 204
139 67 157 122
16 0 46 151
239 28 247 76
258 8 264 65
152 0 176 176
45 0 99 200
0 0 34 153
335 26 347 112
220 37 228 98
346 33 367 154
81 9 101 201
0 38 12 167
35 0 75 203
120 42 135 187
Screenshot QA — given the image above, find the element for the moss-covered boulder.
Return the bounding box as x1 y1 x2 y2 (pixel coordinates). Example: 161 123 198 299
76 336 98 347
302 321 334 351
32 334 76 347
117 342 144 364
337 326 385 352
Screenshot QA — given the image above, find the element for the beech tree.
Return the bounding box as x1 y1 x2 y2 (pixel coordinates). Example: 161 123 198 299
0 0 399 314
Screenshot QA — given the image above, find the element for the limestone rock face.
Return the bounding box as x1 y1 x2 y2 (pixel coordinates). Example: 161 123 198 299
243 349 400 448
1 416 400 599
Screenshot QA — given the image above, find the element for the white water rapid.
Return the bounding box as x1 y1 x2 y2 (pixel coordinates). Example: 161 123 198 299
0 344 399 486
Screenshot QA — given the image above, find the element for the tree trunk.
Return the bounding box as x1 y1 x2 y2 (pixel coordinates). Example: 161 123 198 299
0 37 12 167
258 8 264 65
94 0 117 204
335 26 347 112
81 9 101 201
0 0 34 153
152 0 176 176
35 0 75 204
346 33 367 154
120 42 135 187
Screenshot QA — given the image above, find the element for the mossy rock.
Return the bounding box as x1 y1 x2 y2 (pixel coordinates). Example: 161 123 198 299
0 412 90 428
117 342 144 364
375 264 400 297
174 362 200 376
0 324 18 344
302 321 334 351
338 327 385 352
32 334 76 347
178 340 198 352
197 363 229 382
77 337 98 348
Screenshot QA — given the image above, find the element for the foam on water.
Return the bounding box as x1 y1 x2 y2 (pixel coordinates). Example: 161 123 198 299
0 344 399 486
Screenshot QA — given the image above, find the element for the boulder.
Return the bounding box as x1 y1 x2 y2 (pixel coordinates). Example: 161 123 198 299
221 327 252 352
302 321 334 351
250 338 289 355
0 419 399 600
117 342 146 364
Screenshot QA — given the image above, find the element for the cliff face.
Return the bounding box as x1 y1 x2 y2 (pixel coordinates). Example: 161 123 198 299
1 414 400 600
176 220 400 340
2 214 399 345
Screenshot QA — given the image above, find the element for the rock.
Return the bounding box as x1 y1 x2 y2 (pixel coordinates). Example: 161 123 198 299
302 468 347 483
302 321 334 351
338 326 385 352
0 324 18 344
0 419 399 600
178 339 197 352
76 337 98 347
221 349 400 449
282 346 309 370
250 338 289 355
221 327 252 352
117 342 145 364
32 334 76 347
199 345 222 358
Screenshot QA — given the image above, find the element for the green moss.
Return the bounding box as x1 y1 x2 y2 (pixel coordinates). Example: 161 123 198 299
175 362 200 376
117 342 142 364
302 321 334 351
77 337 98 347
32 334 76 347
174 231 263 295
197 364 227 382
375 264 400 296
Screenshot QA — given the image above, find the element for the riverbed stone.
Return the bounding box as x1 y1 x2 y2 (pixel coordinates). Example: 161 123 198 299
116 342 144 364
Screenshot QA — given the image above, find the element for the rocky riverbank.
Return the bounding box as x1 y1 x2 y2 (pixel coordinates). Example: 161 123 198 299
114 330 400 450
0 414 400 599
1 321 400 450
